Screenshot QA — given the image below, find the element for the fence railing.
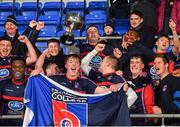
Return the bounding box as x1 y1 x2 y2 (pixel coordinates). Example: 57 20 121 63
1 114 180 126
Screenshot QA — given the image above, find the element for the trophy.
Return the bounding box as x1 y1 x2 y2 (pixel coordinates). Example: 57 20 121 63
60 13 83 46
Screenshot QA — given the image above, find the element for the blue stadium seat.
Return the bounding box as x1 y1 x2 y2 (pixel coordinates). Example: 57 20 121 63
114 26 128 35
0 25 5 33
65 2 85 17
18 25 28 34
0 15 7 25
66 2 84 10
43 2 65 15
35 42 47 52
21 2 42 16
88 1 107 11
0 2 20 15
38 15 59 25
44 2 65 10
39 25 57 37
89 10 107 15
56 30 65 37
0 12 13 17
0 31 4 37
85 14 107 24
16 15 36 25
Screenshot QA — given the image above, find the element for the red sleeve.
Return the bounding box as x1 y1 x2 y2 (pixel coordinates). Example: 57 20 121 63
144 84 154 114
169 60 174 73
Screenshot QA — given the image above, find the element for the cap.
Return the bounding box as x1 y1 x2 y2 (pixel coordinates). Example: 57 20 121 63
6 15 18 26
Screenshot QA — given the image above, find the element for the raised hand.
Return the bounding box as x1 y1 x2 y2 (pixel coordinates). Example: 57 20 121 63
169 19 176 31
36 21 45 30
29 20 37 28
18 35 29 43
95 43 105 52
113 48 122 59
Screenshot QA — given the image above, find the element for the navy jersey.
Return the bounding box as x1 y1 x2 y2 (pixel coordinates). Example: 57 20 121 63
79 43 113 70
0 55 14 81
155 74 180 113
0 55 27 81
88 69 125 87
49 74 97 94
0 79 26 116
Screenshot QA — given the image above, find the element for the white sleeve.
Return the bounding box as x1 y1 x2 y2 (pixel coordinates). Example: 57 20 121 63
81 49 98 76
126 87 138 108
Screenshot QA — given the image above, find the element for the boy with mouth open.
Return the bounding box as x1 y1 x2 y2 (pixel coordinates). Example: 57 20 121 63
153 54 180 125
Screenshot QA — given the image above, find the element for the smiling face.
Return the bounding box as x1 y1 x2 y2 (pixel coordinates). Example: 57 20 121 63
124 30 140 43
130 57 144 78
0 39 12 58
5 22 17 36
130 14 143 29
11 60 26 81
156 36 170 52
87 26 100 46
48 42 60 56
65 56 81 79
154 57 169 77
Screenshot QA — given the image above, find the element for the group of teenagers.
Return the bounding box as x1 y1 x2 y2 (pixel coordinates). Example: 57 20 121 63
0 10 180 126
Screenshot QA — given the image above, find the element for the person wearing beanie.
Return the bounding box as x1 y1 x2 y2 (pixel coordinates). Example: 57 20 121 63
3 15 44 57
103 21 120 49
103 21 115 36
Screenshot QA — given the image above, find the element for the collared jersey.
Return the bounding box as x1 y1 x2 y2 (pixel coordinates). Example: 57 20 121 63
0 79 26 115
49 74 97 94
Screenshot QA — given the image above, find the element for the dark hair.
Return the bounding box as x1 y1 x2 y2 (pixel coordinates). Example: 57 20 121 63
65 54 81 64
11 56 26 65
47 38 60 45
156 33 170 42
154 54 170 64
130 54 144 63
0 36 12 43
130 11 143 18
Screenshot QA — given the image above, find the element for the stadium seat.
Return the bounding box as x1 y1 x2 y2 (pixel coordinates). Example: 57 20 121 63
0 31 4 37
0 25 5 33
88 1 107 11
16 15 36 25
86 14 107 23
56 30 65 37
43 2 65 16
35 42 47 52
39 25 57 37
89 10 107 15
0 15 7 25
66 2 84 10
38 15 59 25
65 2 85 17
44 2 65 10
21 2 42 16
0 2 20 16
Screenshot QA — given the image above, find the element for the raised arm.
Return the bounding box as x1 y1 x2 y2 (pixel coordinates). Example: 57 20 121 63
18 35 37 65
81 43 105 76
169 19 180 48
35 49 50 70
